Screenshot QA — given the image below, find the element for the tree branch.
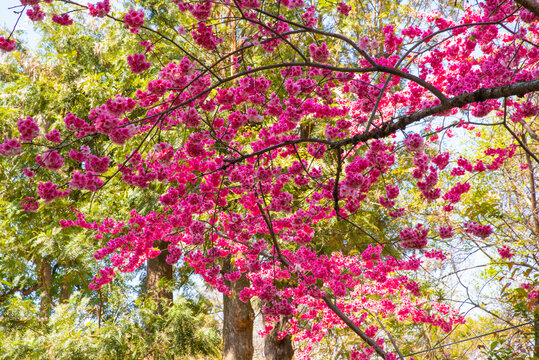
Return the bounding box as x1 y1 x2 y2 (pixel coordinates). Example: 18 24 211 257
515 0 539 17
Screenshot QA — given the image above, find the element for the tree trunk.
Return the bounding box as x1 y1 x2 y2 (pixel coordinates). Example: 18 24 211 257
264 319 294 360
59 273 72 303
38 258 52 319
223 257 254 360
146 240 173 314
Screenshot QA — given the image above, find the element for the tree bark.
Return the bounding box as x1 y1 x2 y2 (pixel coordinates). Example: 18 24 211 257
223 257 254 360
59 279 72 303
146 240 173 314
264 319 294 360
515 0 539 18
38 258 52 319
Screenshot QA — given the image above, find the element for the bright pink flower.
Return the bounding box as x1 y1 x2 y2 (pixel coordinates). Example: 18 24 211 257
18 117 40 142
106 95 136 116
88 267 115 290
86 154 110 174
37 182 70 203
36 150 64 171
438 226 453 239
405 133 424 153
64 113 87 130
0 139 21 157
238 0 261 9
309 43 330 63
69 148 88 163
389 208 405 218
23 168 35 177
337 2 351 16
88 0 111 17
0 37 16 52
192 22 223 50
424 250 446 261
497 245 514 259
464 222 493 239
127 53 151 73
190 1 212 20
379 196 395 209
109 125 136 145
385 184 399 199
400 224 429 249
45 129 62 143
153 142 174 163
52 14 74 26
124 8 145 33
27 5 45 21
442 182 470 204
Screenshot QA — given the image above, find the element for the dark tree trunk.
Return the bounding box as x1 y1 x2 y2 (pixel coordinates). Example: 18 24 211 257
146 240 173 314
59 273 72 303
38 258 52 319
264 319 294 360
59 282 71 303
223 257 254 360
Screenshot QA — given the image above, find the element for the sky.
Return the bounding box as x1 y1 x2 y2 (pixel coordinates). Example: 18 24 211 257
1 1 41 50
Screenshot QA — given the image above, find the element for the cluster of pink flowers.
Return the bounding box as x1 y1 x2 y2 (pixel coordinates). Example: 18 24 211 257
497 245 514 259
20 0 43 5
438 226 453 239
124 8 145 33
36 150 64 171
442 182 471 204
45 129 62 143
279 0 304 9
405 133 424 153
336 2 351 16
86 155 110 174
37 181 70 203
192 22 223 51
52 14 73 26
17 116 40 142
520 283 539 309
190 1 212 21
308 43 330 63
464 222 493 239
238 0 261 9
399 224 429 249
70 171 103 192
382 25 403 54
0 139 21 157
127 53 151 73
88 267 115 290
425 250 447 261
64 113 88 131
106 95 136 117
27 5 45 21
0 37 16 52
88 0 111 17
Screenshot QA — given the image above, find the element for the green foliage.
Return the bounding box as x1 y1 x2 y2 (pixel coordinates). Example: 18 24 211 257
0 292 220 360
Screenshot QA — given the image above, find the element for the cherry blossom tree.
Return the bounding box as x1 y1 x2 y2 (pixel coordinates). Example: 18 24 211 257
2 0 539 358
